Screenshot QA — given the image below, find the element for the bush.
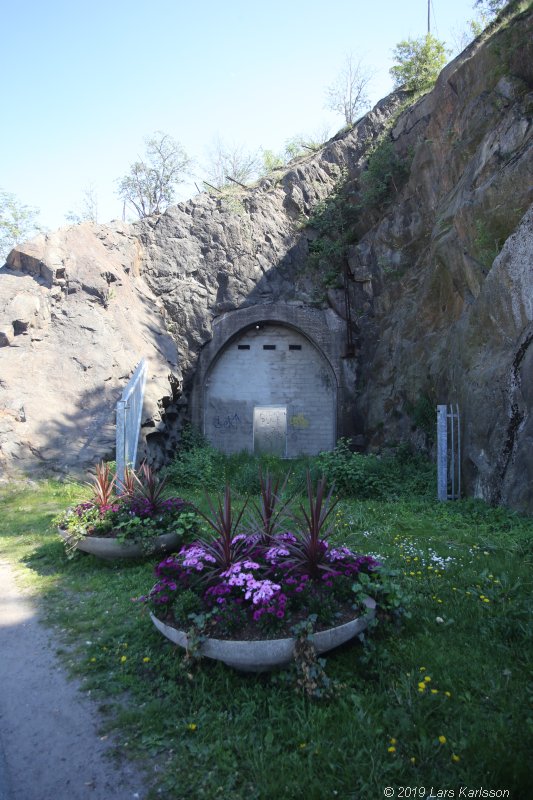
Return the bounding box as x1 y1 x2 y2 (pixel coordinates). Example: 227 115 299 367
315 439 435 499
359 138 410 211
165 441 225 491
165 437 434 500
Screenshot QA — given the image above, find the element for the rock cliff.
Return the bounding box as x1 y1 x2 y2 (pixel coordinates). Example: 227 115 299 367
1 4 532 510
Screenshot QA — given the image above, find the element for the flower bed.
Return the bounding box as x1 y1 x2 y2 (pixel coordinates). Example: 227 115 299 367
141 473 387 670
146 536 380 640
56 461 198 559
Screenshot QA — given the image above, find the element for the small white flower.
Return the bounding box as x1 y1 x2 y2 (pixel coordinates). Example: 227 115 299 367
436 616 444 624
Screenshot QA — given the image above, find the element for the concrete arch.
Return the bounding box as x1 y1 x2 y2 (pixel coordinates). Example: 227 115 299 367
191 303 347 456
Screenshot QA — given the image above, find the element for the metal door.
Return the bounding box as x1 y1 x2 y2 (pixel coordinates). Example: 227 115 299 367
253 406 287 456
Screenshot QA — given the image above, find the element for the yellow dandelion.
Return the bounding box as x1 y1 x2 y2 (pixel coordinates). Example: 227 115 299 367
143 657 151 663
437 599 443 604
120 655 127 663
451 754 461 763
438 735 447 745
298 743 307 749
424 676 431 683
419 666 426 671
187 723 197 731
418 683 427 692
410 571 415 576
444 691 452 698
388 746 396 753
431 689 439 694
410 756 416 765
90 657 96 663
390 738 397 745
483 598 490 603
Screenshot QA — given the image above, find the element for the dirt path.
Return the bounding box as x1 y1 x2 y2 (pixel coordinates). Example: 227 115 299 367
0 559 147 800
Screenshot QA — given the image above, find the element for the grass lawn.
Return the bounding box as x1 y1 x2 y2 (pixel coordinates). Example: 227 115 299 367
0 472 531 800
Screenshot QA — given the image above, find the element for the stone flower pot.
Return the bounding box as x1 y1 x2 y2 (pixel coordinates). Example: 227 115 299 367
58 528 181 561
149 597 376 672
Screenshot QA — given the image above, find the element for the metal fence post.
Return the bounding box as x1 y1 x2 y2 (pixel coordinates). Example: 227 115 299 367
437 405 448 501
437 403 461 501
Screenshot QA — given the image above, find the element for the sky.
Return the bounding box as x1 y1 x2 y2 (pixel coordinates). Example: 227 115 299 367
1 0 480 232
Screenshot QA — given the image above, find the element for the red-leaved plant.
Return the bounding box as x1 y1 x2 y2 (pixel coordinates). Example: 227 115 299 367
247 469 291 544
195 485 249 576
116 465 137 499
87 462 116 509
132 461 168 512
284 472 339 579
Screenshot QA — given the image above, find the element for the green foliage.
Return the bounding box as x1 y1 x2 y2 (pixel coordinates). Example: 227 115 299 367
2 477 533 798
165 441 225 491
306 171 359 285
315 439 435 499
166 439 436 502
359 138 411 211
261 148 285 173
390 33 449 93
475 0 510 15
0 188 42 260
406 394 437 442
474 219 505 269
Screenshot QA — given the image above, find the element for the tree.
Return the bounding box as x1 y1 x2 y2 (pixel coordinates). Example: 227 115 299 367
204 137 260 189
0 189 42 261
325 55 374 126
117 131 190 218
65 185 99 224
474 0 509 15
390 33 449 93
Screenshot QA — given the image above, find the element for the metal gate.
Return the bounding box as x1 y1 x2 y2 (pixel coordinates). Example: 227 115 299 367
116 359 147 489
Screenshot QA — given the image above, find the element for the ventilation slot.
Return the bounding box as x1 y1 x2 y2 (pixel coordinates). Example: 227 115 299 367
238 345 250 350
263 345 276 350
289 344 302 351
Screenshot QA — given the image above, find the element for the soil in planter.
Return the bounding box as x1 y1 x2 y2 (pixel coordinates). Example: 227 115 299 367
156 596 370 642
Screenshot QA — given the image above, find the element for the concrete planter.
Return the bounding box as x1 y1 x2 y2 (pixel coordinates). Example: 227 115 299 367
58 528 181 561
150 597 376 672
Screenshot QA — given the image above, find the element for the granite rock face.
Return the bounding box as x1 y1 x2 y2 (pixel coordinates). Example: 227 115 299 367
0 223 180 477
0 6 532 511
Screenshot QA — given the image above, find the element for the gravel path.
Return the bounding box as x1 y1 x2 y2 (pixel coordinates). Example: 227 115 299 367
0 559 147 800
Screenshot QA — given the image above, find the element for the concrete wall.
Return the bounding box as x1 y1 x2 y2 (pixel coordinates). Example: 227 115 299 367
204 323 336 456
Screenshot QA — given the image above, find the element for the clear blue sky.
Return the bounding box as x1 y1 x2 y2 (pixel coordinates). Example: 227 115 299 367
2 0 478 231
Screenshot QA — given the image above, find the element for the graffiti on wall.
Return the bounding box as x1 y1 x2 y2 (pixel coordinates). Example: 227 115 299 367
213 412 241 430
290 413 309 429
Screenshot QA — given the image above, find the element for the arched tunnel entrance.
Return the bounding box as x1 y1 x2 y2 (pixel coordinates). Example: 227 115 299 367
203 321 337 456
191 304 347 458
